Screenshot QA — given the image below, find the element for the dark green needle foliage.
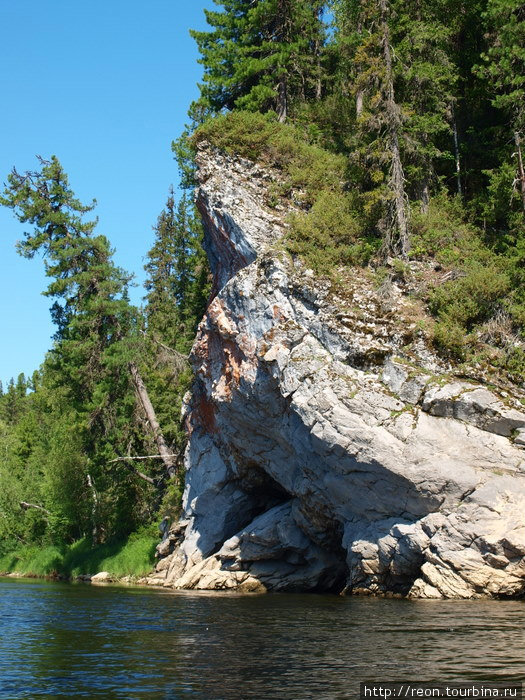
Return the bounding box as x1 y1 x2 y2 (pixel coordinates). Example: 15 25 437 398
0 158 150 547
190 0 325 123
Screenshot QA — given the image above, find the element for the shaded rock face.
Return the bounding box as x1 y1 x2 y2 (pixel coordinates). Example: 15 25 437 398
156 144 525 598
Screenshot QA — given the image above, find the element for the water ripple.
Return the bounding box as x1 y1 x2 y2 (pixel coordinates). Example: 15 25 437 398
0 578 523 699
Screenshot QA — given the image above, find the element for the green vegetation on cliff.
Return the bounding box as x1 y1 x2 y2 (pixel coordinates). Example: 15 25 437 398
189 0 525 382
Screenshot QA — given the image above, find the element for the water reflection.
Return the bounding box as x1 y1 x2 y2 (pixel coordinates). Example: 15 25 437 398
0 578 523 699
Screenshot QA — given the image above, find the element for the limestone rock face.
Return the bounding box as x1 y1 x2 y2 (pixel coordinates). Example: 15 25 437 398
156 144 525 599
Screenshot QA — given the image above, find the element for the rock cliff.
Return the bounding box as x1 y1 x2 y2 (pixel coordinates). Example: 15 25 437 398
152 144 525 599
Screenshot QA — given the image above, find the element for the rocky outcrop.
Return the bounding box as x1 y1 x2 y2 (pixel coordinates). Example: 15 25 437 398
155 144 525 599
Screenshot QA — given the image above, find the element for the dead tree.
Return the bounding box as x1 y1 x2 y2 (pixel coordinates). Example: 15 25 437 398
129 362 177 480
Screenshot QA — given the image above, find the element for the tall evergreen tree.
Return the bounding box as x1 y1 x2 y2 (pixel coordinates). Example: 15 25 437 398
477 0 525 219
190 0 326 123
0 157 151 541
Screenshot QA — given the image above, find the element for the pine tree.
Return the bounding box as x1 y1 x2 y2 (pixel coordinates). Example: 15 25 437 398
0 157 151 541
477 0 525 218
190 0 326 123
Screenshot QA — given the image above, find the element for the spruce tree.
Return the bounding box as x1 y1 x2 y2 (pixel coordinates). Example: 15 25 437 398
477 0 525 218
190 0 326 123
0 157 149 541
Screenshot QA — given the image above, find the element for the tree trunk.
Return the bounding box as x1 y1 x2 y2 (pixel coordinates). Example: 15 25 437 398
355 20 364 118
315 44 322 101
379 0 409 258
514 131 525 216
86 474 99 543
276 0 289 123
356 90 364 118
452 105 463 197
129 362 177 479
277 77 288 123
421 180 430 215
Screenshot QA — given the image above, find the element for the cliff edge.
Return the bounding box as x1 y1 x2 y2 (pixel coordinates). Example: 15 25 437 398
152 144 525 599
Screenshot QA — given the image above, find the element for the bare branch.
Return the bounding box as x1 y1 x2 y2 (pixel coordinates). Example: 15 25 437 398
108 454 177 463
129 362 177 479
20 502 50 515
109 456 163 486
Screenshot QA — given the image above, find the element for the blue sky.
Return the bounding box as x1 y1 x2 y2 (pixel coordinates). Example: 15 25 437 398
0 0 214 386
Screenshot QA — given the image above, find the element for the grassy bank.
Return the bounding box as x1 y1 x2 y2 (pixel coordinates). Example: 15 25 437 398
0 527 157 580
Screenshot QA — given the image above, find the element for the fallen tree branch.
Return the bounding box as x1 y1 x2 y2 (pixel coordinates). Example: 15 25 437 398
20 502 50 515
108 456 168 486
108 455 177 463
129 362 178 479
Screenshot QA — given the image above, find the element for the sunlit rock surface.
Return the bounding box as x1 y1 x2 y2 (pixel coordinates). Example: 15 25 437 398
155 144 525 599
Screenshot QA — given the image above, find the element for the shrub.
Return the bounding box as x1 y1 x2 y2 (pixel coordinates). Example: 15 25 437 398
410 193 484 265
193 111 347 206
285 190 375 273
429 263 510 330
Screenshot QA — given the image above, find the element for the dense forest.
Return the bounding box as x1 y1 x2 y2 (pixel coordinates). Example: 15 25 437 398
0 159 209 568
1 0 524 572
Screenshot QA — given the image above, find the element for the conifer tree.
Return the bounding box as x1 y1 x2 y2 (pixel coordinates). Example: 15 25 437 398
0 157 134 407
140 189 210 487
477 0 525 217
332 0 460 254
190 0 326 123
144 189 206 350
0 157 153 541
392 0 458 207
334 0 409 256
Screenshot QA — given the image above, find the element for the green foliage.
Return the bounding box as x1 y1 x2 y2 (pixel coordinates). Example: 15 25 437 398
0 527 157 579
410 194 484 263
194 111 347 205
158 479 185 523
286 190 376 272
476 0 525 130
409 193 522 365
189 0 325 123
430 263 510 331
195 111 382 271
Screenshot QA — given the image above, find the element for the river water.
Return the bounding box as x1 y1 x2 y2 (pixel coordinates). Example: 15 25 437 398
0 577 523 699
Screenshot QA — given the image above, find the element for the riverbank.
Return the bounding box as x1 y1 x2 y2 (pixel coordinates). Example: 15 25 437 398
0 527 158 583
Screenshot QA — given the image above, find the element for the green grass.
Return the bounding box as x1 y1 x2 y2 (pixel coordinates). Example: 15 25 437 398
0 526 157 580
193 111 347 207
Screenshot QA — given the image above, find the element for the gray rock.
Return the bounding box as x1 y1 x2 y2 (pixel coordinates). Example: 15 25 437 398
157 146 525 599
515 428 525 447
422 384 525 437
91 571 113 583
